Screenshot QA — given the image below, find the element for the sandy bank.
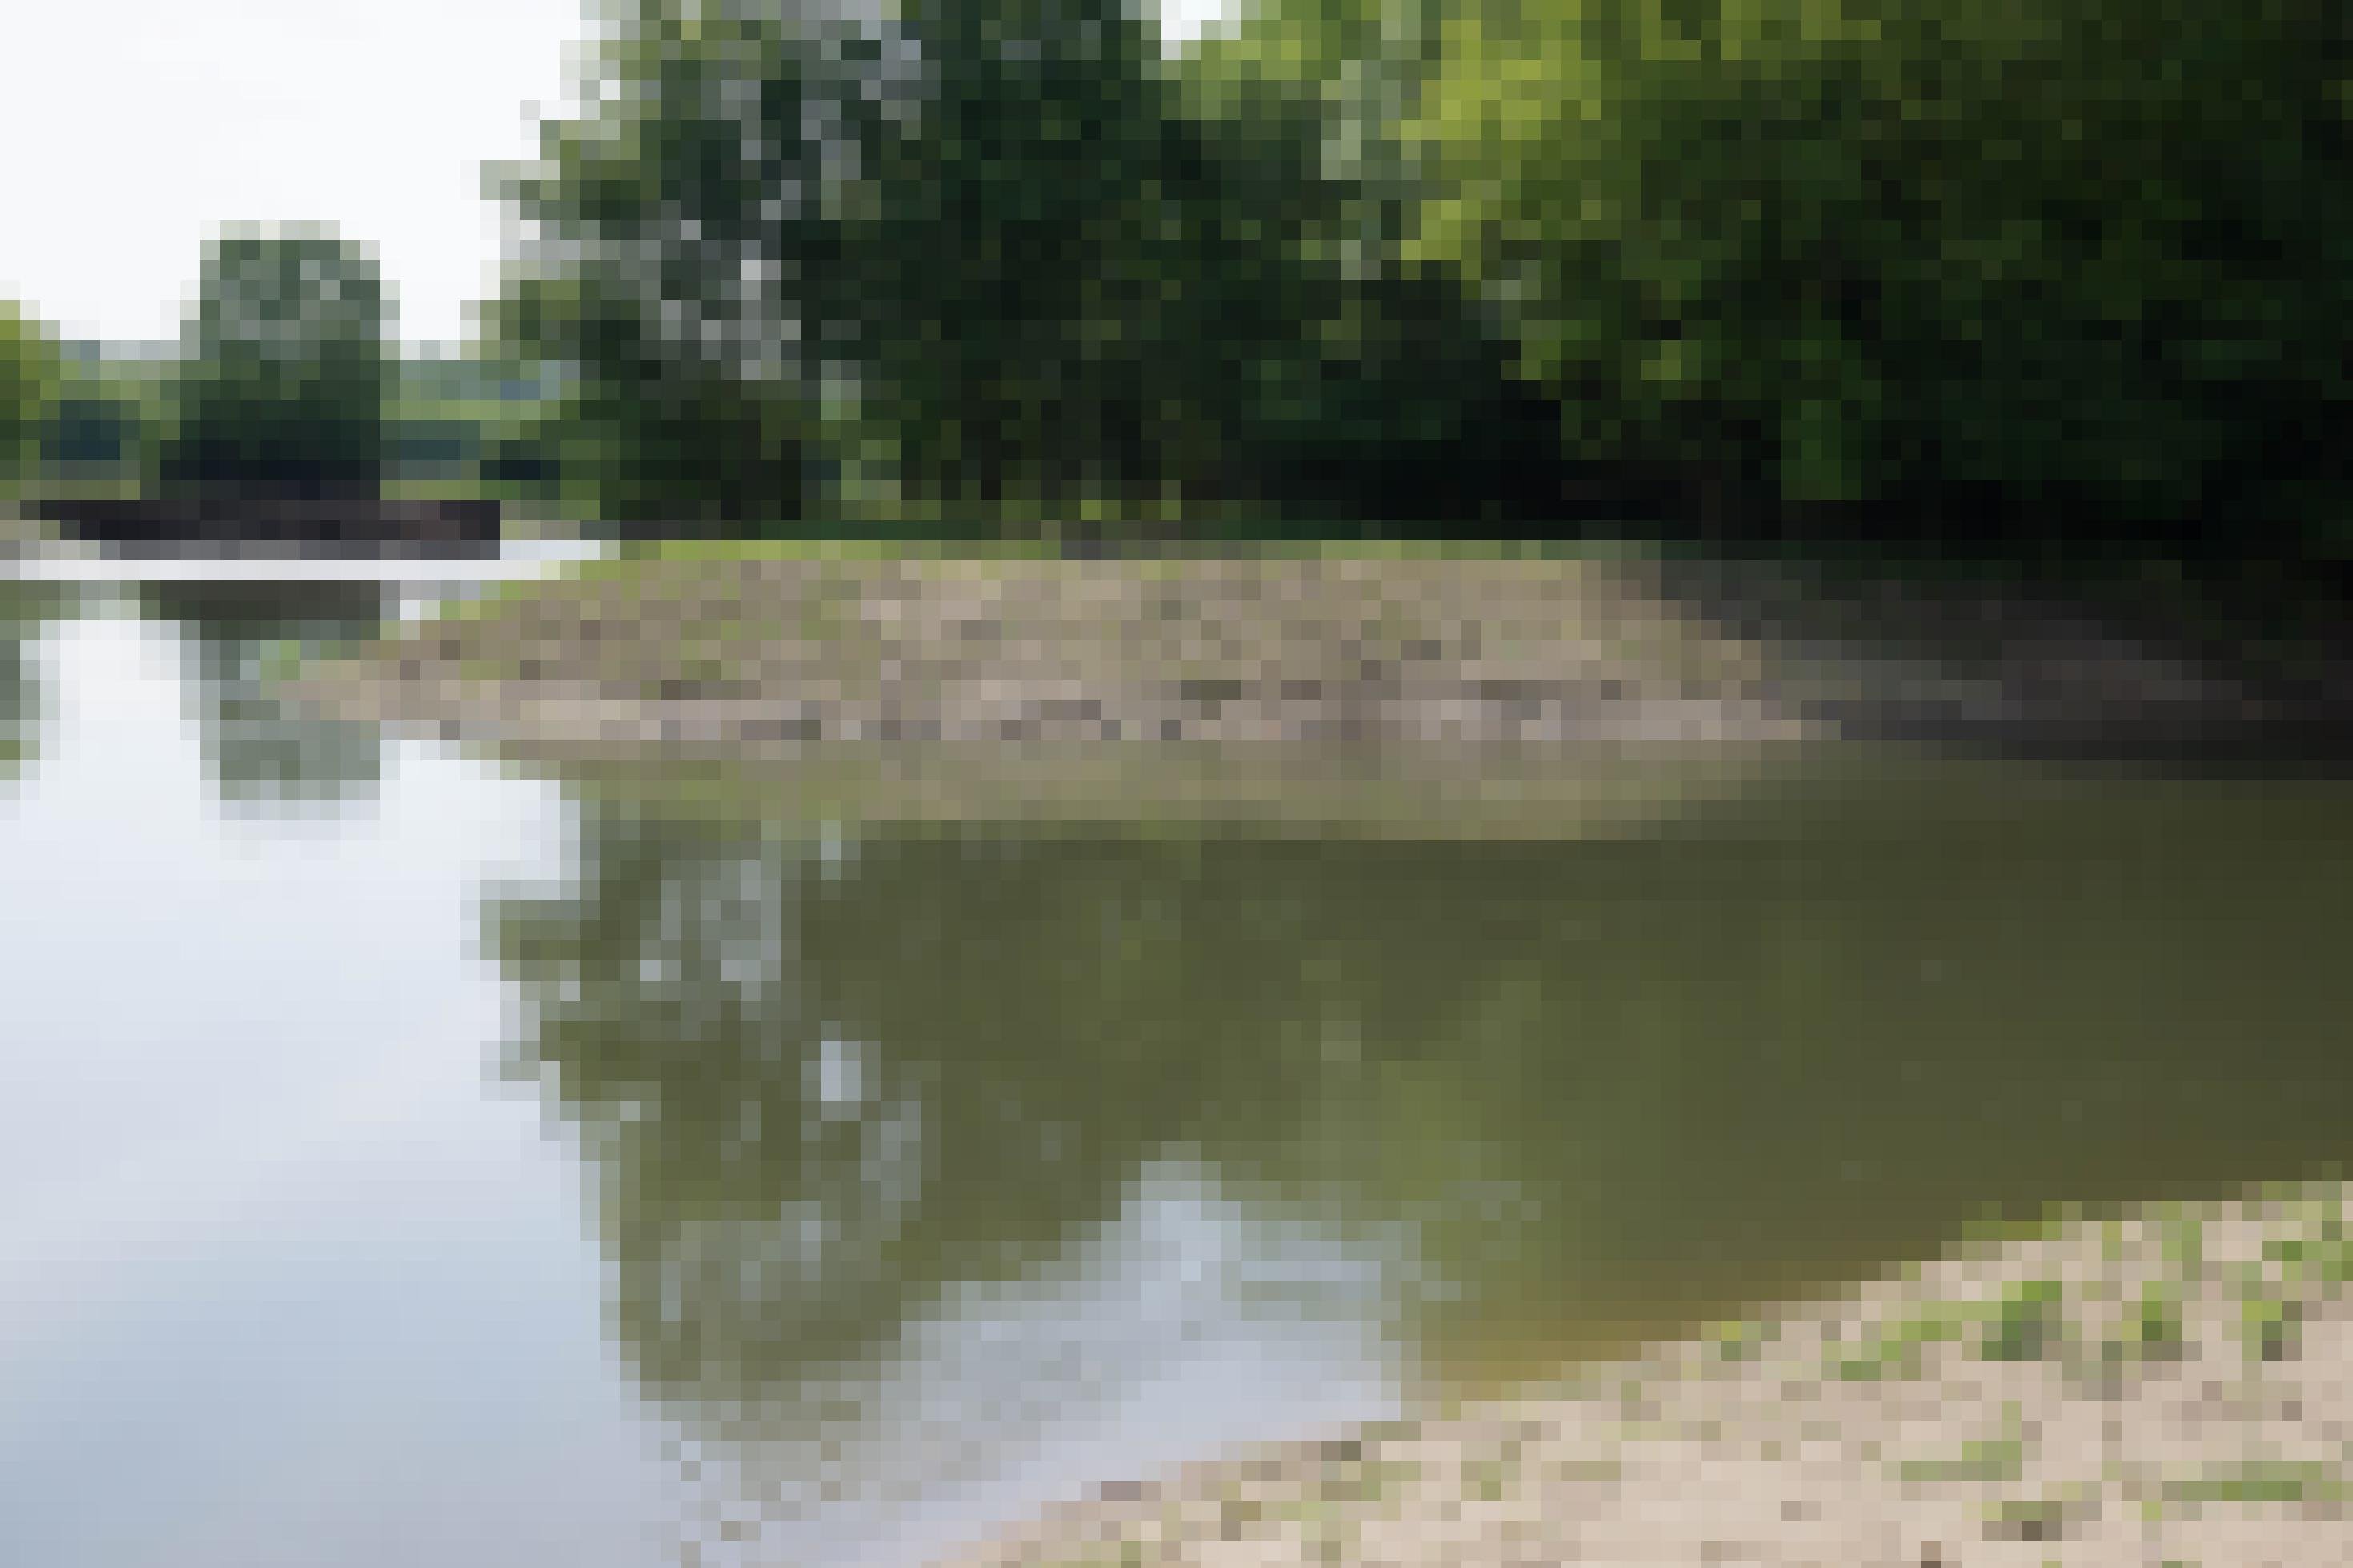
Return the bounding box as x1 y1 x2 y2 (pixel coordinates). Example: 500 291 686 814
936 1179 2353 1568
280 549 1853 832
290 550 1804 753
283 547 2353 789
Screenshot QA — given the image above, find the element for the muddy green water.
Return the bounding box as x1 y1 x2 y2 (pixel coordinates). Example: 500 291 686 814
2 574 2349 1568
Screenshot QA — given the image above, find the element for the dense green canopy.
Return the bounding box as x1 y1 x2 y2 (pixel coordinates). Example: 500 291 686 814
487 0 2351 565
486 0 1593 533
1387 0 2352 554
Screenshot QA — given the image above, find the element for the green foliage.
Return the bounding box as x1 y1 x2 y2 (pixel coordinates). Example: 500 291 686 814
2098 1281 2186 1373
1167 0 1584 525
2162 1460 2345 1507
491 0 1574 532
0 300 63 487
1829 1299 1979 1380
1981 1277 2065 1361
489 0 1284 526
159 225 395 501
46 387 154 476
2235 1277 2305 1363
488 0 2351 562
849 0 1182 507
34 344 171 491
484 0 869 528
1894 1434 2026 1486
1391 0 2353 552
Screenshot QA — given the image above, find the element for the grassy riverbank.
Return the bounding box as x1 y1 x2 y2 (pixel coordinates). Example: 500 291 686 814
938 1177 2353 1568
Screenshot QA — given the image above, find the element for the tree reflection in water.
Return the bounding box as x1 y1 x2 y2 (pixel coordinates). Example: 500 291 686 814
481 804 1575 1545
0 582 63 784
484 771 2353 1558
140 581 391 812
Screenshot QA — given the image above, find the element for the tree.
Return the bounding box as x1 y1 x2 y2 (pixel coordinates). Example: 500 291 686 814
159 224 395 503
485 0 858 529
492 0 1558 533
1384 0 2353 555
494 0 1268 527
0 300 62 490
841 0 1207 511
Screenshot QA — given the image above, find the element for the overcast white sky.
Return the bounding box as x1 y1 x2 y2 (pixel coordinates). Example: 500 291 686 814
0 0 1233 349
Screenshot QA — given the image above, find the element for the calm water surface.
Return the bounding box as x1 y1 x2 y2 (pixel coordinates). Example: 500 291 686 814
4 567 2351 1568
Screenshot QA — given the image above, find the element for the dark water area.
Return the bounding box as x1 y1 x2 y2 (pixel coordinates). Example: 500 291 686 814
4 571 2352 1568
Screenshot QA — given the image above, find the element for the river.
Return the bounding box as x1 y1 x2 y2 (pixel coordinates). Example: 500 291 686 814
3 562 2350 1568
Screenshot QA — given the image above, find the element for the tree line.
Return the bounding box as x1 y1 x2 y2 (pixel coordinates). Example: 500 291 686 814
3 0 2347 576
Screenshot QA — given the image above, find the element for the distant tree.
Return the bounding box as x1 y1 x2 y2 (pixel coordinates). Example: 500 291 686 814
159 225 395 503
0 300 62 489
39 343 170 483
46 387 151 474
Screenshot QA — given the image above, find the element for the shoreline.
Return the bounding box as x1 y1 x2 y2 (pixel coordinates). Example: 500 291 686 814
934 1177 2353 1568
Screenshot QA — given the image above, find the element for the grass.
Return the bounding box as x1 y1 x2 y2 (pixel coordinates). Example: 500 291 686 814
1981 1488 2091 1541
1829 1299 1986 1382
1703 1315 1777 1365
2159 1460 2349 1507
2236 1281 2306 1364
2108 1281 2187 1365
1893 1434 2027 1486
1791 1182 2353 1407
